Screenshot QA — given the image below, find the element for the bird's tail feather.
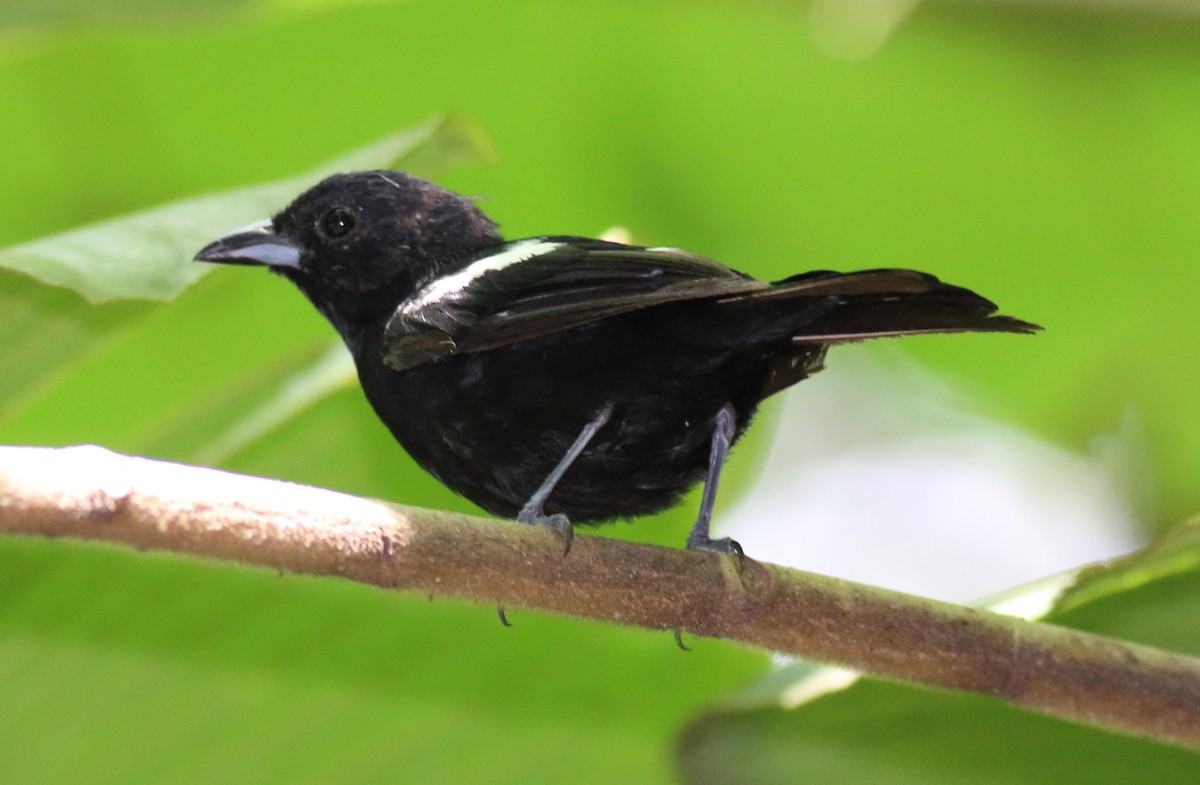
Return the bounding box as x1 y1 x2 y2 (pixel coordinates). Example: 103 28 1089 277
737 268 1041 342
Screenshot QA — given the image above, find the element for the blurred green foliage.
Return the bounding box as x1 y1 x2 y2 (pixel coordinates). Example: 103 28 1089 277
1 1 1199 783
683 518 1200 783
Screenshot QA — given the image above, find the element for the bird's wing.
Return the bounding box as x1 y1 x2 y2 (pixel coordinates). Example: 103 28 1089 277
382 237 765 370
382 239 1039 371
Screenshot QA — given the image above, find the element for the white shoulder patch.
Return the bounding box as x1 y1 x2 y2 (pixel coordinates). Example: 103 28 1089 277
403 239 563 311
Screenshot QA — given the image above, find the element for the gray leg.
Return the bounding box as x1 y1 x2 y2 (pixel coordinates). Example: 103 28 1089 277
518 401 614 555
686 403 743 557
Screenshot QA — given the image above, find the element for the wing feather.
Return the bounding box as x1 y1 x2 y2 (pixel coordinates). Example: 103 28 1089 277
381 241 1038 372
383 237 763 370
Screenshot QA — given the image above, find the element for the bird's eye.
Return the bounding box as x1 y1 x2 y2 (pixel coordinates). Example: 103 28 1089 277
318 206 357 239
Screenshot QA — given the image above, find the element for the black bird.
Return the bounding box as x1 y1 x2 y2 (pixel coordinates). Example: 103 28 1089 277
195 171 1038 556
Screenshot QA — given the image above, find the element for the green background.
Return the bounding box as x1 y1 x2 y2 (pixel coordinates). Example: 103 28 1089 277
2 1 1199 782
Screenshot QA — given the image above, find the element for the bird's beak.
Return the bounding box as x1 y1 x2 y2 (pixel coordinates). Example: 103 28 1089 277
194 219 302 269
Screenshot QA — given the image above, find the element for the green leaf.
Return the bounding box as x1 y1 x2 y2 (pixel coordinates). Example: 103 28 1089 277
1051 517 1200 618
0 114 491 423
0 269 148 418
0 114 494 304
0 536 768 785
134 338 357 467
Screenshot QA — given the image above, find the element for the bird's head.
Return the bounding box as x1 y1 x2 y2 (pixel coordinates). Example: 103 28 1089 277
195 170 502 339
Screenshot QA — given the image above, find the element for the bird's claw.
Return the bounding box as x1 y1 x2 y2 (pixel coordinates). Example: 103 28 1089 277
686 534 745 568
518 510 575 556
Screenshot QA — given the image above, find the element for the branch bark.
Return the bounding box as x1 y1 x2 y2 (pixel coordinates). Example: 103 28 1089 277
2 444 1198 749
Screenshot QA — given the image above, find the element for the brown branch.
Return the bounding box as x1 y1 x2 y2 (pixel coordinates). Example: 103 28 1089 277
2 444 1199 749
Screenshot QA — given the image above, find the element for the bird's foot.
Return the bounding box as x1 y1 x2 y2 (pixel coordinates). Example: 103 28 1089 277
518 507 575 556
686 532 743 557
686 532 745 570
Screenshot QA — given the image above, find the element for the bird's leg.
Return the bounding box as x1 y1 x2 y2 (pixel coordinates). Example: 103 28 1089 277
518 401 614 556
686 402 743 557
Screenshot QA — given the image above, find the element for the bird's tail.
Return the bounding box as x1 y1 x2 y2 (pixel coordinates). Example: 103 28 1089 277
725 268 1041 343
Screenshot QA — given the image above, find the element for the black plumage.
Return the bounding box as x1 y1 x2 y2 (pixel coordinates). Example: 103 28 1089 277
195 171 1038 555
